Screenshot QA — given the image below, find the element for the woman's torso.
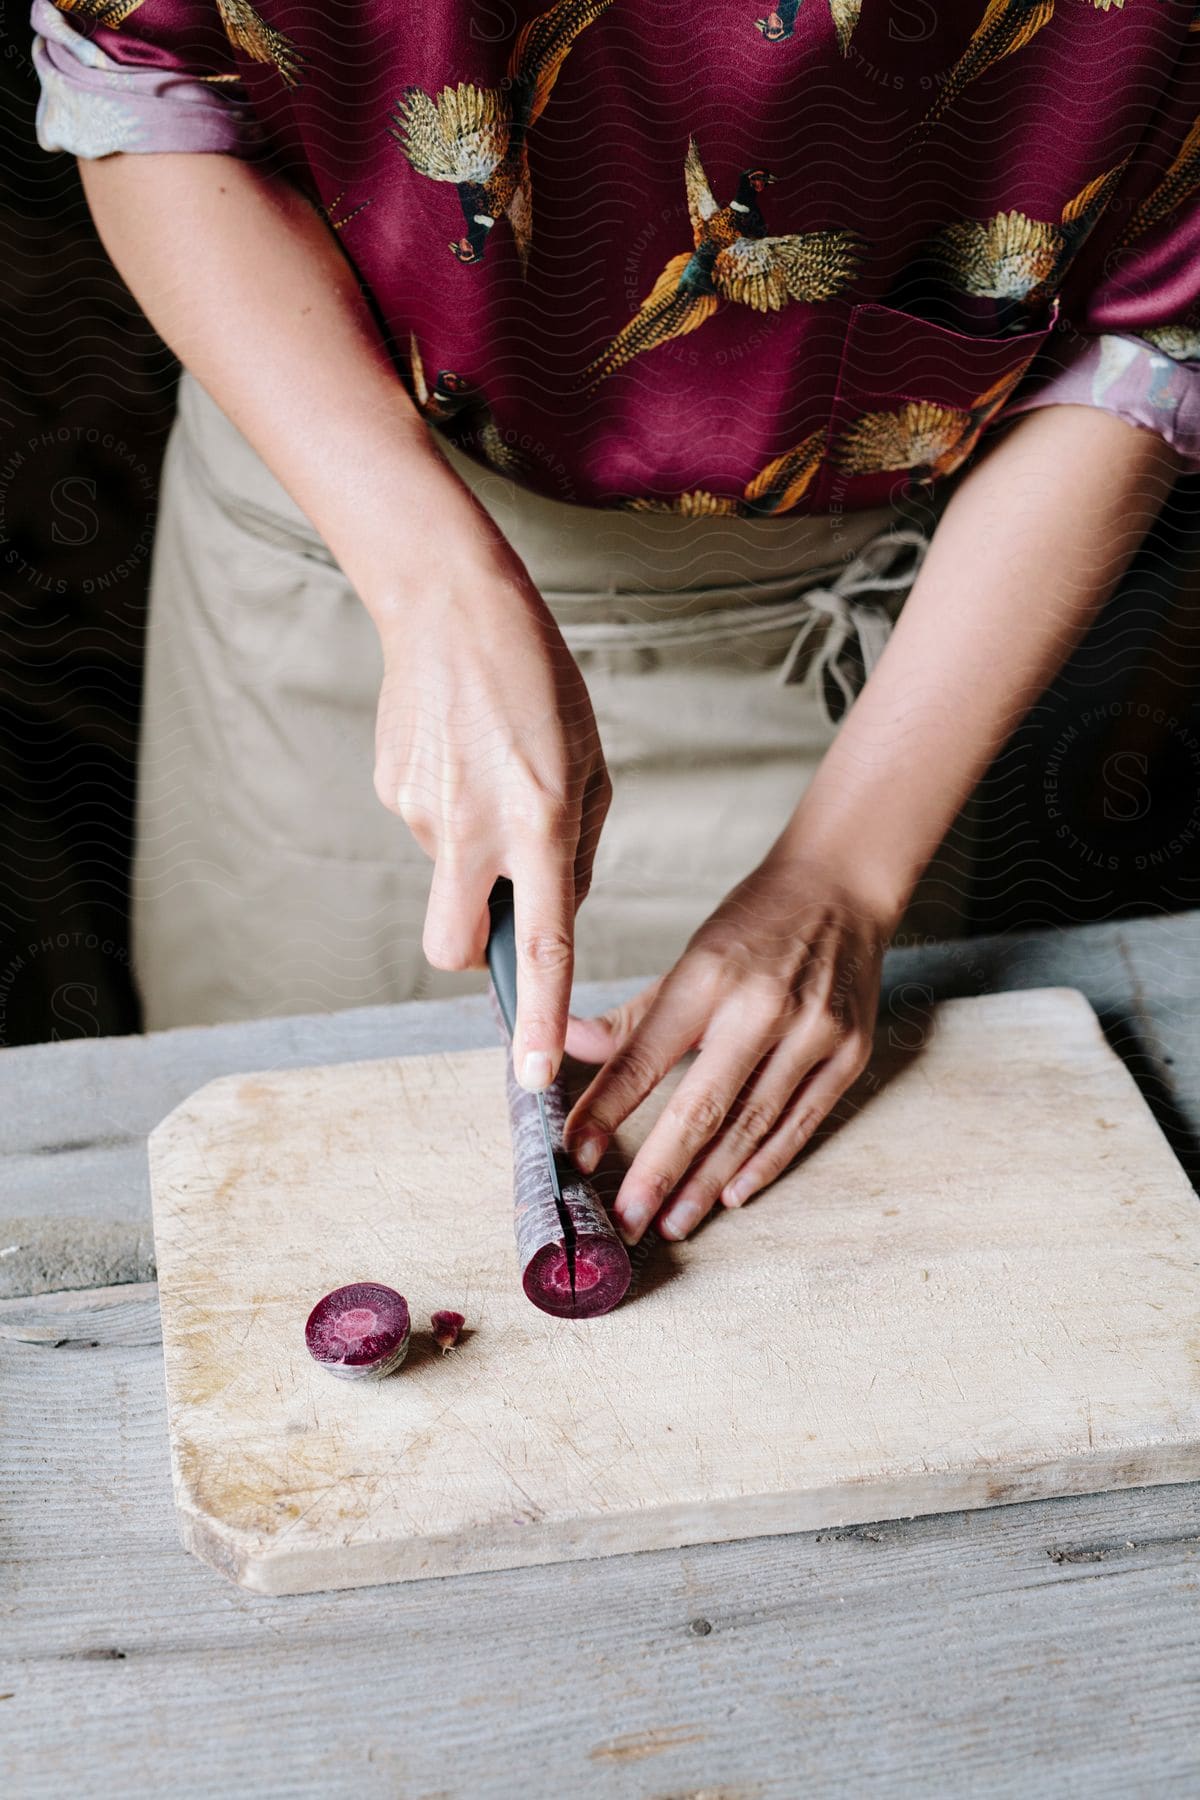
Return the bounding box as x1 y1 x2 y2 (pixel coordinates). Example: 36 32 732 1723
73 0 1198 511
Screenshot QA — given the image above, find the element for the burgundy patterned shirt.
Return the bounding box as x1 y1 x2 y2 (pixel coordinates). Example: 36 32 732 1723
32 0 1200 513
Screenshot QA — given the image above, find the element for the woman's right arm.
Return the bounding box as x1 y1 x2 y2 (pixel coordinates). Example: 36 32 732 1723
80 151 609 1089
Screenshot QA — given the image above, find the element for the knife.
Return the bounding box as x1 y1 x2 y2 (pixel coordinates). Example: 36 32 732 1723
486 876 563 1205
486 875 632 1318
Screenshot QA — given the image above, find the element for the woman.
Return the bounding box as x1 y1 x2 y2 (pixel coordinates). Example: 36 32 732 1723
32 0 1200 1245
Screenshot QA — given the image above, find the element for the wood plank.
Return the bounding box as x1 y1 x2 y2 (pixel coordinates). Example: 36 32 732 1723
0 1282 160 1346
2 1338 1198 1797
0 930 1128 1170
149 987 1200 1594
6 914 1198 1230
6 915 1200 1794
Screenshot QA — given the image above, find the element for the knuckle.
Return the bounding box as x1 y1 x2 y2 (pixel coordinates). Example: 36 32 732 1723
686 924 731 965
391 783 430 828
729 1098 778 1146
668 1089 726 1141
600 999 635 1043
748 964 796 1005
378 770 430 827
605 1044 660 1104
514 787 572 841
519 928 573 973
591 770 614 818
422 904 478 969
423 933 470 972
640 1166 676 1208
685 945 731 1004
788 1104 824 1148
532 802 572 843
744 994 792 1050
797 1009 842 1056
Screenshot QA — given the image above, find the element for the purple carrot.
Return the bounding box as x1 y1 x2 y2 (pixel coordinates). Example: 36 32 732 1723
304 1282 411 1380
504 1051 631 1319
431 1310 465 1352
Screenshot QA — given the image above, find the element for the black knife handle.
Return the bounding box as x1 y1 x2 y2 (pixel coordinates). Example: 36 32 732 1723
485 876 518 1041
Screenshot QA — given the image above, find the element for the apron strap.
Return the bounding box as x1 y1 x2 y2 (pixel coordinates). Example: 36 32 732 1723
777 525 930 723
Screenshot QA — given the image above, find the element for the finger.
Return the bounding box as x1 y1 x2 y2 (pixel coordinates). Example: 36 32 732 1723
653 1021 835 1240
610 1015 768 1244
509 840 578 1092
563 977 665 1068
563 970 710 1177
718 1038 870 1210
422 849 494 971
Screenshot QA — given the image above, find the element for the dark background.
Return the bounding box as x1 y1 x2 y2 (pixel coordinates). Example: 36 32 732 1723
3 32 1199 1047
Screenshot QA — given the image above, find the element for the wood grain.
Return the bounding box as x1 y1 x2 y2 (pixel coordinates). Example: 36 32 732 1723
4 1330 1198 1798
0 1281 160 1346
148 987 1200 1595
6 919 1200 1797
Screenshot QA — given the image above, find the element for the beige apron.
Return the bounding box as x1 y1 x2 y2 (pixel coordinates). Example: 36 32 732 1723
132 371 962 1029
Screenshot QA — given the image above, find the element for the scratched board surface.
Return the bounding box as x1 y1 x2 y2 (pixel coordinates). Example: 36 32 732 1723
148 988 1200 1595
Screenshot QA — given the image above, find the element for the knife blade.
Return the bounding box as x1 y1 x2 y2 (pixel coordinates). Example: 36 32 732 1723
486 877 563 1206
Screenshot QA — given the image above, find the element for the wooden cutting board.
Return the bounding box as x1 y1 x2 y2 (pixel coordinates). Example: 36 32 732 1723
148 987 1200 1595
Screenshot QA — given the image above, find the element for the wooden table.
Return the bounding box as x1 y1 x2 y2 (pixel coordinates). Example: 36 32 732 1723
4 913 1200 1797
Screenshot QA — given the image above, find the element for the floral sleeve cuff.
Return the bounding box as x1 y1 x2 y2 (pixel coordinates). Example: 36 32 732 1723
30 0 262 159
1002 327 1200 473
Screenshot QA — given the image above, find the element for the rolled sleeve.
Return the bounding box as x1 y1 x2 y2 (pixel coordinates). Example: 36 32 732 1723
31 0 263 158
1002 329 1200 472
994 21 1200 468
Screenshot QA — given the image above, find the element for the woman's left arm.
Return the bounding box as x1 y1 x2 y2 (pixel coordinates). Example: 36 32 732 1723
563 403 1183 1244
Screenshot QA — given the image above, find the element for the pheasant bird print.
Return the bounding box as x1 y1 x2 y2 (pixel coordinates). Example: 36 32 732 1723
35 0 1200 510
743 428 828 513
835 370 1030 484
918 0 1122 134
918 0 1053 132
1119 115 1200 243
52 0 147 25
407 334 523 477
320 192 372 235
583 138 861 390
930 165 1125 325
391 0 614 272
215 0 304 86
623 429 828 516
1143 326 1200 362
754 0 861 54
623 489 747 515
54 0 303 81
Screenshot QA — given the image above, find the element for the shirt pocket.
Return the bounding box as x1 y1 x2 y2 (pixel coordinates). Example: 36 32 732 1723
810 298 1061 513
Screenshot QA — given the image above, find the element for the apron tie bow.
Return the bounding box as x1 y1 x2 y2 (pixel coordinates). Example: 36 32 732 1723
777 525 930 723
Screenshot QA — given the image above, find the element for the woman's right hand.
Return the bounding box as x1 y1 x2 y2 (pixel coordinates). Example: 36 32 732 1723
371 497 611 1093
76 150 609 1085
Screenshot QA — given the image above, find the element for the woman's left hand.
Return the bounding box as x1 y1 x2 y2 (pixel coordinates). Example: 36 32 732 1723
562 850 891 1244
